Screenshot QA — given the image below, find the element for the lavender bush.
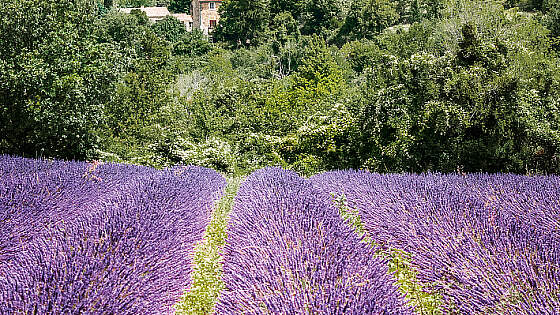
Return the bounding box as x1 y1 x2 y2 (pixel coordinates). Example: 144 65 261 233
216 167 411 314
311 170 560 313
0 155 225 313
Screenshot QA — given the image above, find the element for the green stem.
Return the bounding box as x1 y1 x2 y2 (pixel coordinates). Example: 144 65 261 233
332 193 443 315
175 177 242 314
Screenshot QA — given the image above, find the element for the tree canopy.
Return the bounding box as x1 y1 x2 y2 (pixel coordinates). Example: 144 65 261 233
1 0 560 175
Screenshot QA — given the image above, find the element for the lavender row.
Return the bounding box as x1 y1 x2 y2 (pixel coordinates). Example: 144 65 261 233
1 156 159 258
0 156 226 313
310 171 560 313
216 168 411 314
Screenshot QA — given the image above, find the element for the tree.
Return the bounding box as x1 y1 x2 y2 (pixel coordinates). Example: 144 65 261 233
169 0 190 13
267 12 300 51
214 0 343 47
213 0 271 47
173 30 213 56
151 15 188 43
117 0 156 7
0 0 120 159
95 10 175 136
335 0 399 45
269 0 305 17
300 0 343 35
543 0 560 50
457 23 483 66
349 15 560 174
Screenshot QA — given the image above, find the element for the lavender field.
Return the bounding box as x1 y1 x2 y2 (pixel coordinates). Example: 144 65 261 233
216 168 411 313
311 171 560 313
1 156 559 314
0 156 225 313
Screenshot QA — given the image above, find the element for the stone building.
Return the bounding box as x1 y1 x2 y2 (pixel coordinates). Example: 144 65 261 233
118 1 221 35
119 6 172 23
191 0 222 35
172 13 194 32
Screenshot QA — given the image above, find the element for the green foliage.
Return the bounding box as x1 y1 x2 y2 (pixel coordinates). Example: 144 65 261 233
116 0 156 7
334 0 446 46
2 0 560 176
375 22 441 57
267 12 300 50
335 0 399 44
269 0 305 17
299 0 343 36
290 103 358 176
175 178 242 314
151 15 188 43
333 193 443 314
100 13 174 134
0 0 184 162
94 9 150 49
0 0 119 159
341 40 385 72
400 0 444 22
97 0 109 16
173 30 213 57
505 0 547 11
155 1 560 175
213 0 271 47
215 0 343 47
349 9 560 173
168 0 190 13
169 38 354 175
89 9 205 169
543 0 560 49
293 37 345 90
103 0 114 8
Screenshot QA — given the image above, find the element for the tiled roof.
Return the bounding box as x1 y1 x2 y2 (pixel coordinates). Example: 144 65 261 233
172 13 193 22
118 7 171 18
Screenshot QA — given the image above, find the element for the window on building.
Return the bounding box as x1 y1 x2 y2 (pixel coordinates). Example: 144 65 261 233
209 19 217 29
189 22 193 30
209 2 215 9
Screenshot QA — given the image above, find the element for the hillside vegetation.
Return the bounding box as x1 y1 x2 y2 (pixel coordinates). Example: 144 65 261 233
1 0 560 175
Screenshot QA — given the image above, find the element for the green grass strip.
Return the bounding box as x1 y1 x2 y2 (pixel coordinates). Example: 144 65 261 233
175 177 242 314
332 193 443 315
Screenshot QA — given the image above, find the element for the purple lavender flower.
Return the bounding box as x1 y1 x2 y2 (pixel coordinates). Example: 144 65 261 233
311 170 560 313
0 155 225 314
216 167 411 314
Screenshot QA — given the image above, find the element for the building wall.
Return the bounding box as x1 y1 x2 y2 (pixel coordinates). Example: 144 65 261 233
120 2 220 35
192 0 221 35
172 13 193 31
192 0 201 30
